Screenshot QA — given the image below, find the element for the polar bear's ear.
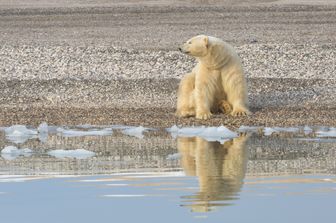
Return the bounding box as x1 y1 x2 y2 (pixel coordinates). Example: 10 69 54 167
203 36 209 48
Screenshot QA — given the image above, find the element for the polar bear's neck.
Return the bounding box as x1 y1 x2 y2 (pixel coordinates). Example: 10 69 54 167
197 39 234 70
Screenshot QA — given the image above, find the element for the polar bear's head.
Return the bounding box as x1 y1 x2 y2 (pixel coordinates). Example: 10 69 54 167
179 35 234 70
179 35 209 57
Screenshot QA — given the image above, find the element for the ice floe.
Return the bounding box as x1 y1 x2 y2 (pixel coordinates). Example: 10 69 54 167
166 153 181 160
37 122 49 133
238 125 261 133
121 126 149 139
57 127 113 137
316 128 336 138
166 125 238 143
47 149 95 159
1 146 32 160
264 127 300 136
4 125 38 144
303 126 313 134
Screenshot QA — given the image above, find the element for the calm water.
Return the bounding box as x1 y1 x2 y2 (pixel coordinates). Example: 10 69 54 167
0 126 336 223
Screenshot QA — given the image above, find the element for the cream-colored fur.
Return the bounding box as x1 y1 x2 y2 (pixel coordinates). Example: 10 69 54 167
177 134 249 212
176 35 249 119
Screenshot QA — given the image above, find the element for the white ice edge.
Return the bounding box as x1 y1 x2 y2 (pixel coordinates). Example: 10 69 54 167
121 126 149 139
1 146 32 154
57 127 113 137
47 149 95 159
166 125 238 143
264 127 300 136
316 129 336 138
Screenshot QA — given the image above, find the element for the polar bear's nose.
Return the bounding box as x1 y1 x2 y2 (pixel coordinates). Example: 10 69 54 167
178 47 182 52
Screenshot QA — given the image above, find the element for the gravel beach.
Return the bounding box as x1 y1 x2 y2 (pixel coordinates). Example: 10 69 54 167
0 0 335 128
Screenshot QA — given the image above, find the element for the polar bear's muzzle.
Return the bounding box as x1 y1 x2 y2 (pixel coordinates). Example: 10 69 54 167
178 46 190 54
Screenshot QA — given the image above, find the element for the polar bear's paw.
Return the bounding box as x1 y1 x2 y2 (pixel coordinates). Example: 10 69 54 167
218 100 232 114
176 109 195 118
196 111 212 120
231 107 250 117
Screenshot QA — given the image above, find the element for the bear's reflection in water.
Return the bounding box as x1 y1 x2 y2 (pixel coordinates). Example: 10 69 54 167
177 134 249 212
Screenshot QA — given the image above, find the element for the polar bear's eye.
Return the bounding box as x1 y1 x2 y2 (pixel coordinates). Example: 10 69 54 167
188 41 192 44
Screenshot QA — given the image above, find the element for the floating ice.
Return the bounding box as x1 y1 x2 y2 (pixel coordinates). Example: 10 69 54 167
57 127 113 137
199 126 237 143
166 153 181 160
1 146 33 160
238 125 261 133
167 125 238 143
5 125 38 144
5 125 37 135
303 126 313 134
48 149 95 159
37 122 48 133
37 122 49 143
121 126 148 139
316 128 336 138
264 127 300 136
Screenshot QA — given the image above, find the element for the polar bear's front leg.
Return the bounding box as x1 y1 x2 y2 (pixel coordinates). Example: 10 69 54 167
195 83 212 120
176 72 196 118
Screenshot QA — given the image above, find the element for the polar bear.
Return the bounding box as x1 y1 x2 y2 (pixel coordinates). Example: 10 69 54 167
176 35 249 119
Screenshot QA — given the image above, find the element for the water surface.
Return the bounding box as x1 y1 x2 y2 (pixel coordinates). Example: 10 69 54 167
0 125 335 222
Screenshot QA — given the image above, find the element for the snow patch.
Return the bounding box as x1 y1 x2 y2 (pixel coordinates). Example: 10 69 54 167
48 149 95 159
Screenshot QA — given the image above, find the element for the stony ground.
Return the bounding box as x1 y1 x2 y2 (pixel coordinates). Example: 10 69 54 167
0 0 335 128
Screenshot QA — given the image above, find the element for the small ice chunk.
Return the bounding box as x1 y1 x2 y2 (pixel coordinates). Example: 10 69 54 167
37 122 48 133
111 125 135 130
48 149 95 159
121 126 148 139
238 126 260 133
1 146 32 154
200 126 237 138
316 128 336 138
166 125 179 133
166 153 181 160
76 124 95 129
264 127 300 136
1 146 33 160
38 122 49 143
5 125 37 136
264 127 277 136
57 127 113 137
166 125 237 143
5 125 38 144
303 126 313 134
178 127 205 136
